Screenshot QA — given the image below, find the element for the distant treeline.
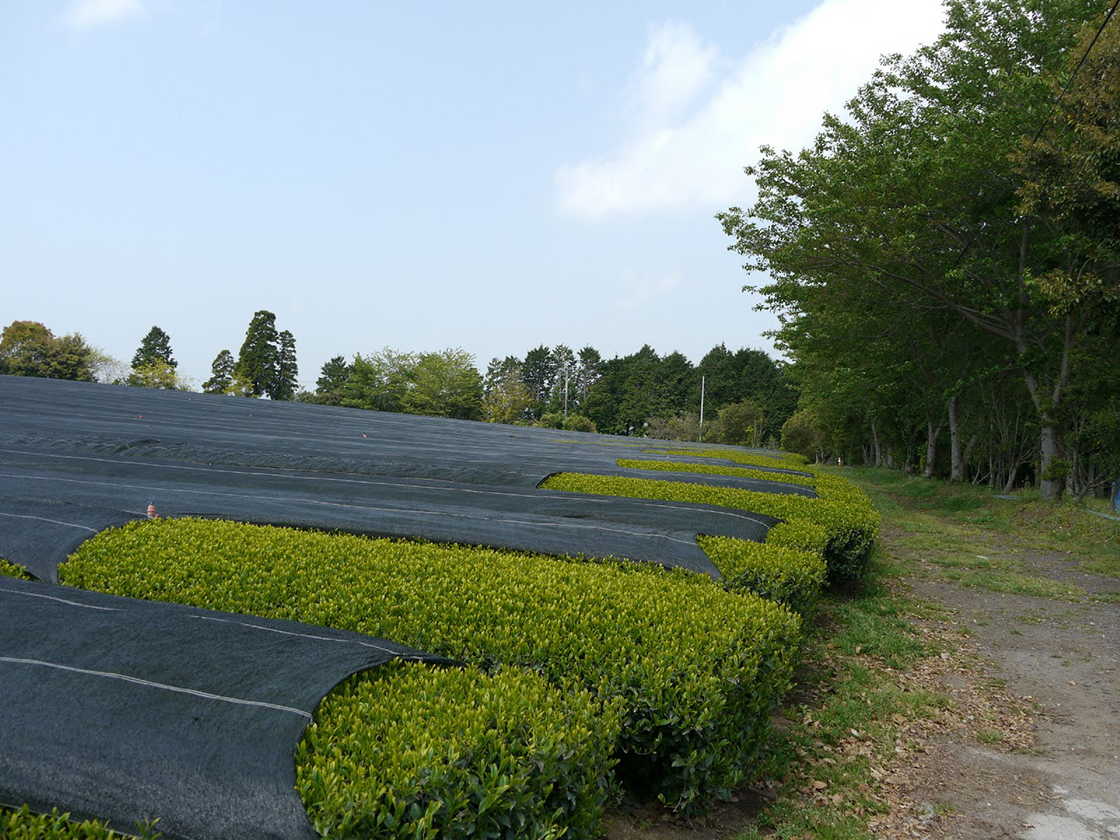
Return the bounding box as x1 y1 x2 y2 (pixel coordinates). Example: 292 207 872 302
307 342 798 446
0 318 796 447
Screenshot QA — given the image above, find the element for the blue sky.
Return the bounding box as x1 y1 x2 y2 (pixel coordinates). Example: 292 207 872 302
2 0 945 390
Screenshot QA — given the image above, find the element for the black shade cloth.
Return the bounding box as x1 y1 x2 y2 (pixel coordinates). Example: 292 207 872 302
0 576 455 840
0 376 807 582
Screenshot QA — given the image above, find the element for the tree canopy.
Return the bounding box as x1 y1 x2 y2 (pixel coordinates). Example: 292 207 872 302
719 0 1120 499
0 321 95 382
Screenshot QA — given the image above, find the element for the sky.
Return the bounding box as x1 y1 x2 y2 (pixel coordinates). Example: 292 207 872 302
1 0 947 390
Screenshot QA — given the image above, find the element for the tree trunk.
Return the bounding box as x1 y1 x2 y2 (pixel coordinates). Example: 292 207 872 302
1003 462 1020 494
923 419 940 479
870 419 882 467
1039 422 1066 501
947 394 965 482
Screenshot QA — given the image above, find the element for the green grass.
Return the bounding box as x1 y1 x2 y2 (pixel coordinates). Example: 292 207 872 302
842 468 1119 597
726 556 947 840
716 466 1113 838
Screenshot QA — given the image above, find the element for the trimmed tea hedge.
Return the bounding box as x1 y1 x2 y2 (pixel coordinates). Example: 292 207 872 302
63 519 802 815
298 662 613 839
0 808 130 840
550 459 879 586
1 558 32 579
696 536 825 618
619 457 816 489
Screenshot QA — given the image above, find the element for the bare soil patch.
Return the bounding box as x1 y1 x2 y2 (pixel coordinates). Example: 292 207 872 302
882 536 1120 839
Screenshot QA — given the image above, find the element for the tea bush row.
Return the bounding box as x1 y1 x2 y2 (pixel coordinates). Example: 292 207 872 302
552 457 879 585
62 519 802 817
298 662 613 839
695 536 825 618
1 558 32 579
0 807 136 840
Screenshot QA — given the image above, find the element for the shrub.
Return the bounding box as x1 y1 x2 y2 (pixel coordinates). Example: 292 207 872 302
631 451 879 584
536 412 565 429
298 662 613 839
696 537 825 618
63 519 802 816
562 414 596 433
0 559 32 579
542 469 879 586
0 806 148 840
618 457 816 489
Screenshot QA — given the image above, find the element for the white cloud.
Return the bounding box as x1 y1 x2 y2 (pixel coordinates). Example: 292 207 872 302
555 0 945 220
65 0 146 30
628 21 719 126
616 270 682 310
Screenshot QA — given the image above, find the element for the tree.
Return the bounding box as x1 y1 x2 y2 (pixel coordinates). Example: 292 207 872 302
234 311 280 398
128 359 188 390
203 350 235 395
128 326 182 388
315 355 352 405
710 399 768 448
342 348 415 413
0 320 94 381
521 345 555 420
575 346 602 410
403 348 483 420
131 326 177 371
272 330 298 401
718 0 1108 499
89 348 129 385
483 357 533 424
781 409 828 463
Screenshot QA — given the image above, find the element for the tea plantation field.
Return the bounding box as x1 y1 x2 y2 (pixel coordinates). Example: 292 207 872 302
0 375 878 839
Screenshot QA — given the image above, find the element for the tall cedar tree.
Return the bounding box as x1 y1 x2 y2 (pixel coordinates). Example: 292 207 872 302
234 311 280 398
203 350 235 394
131 326 177 370
272 330 298 401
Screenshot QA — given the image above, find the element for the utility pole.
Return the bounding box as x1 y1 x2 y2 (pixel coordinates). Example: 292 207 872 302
563 370 569 419
699 375 705 443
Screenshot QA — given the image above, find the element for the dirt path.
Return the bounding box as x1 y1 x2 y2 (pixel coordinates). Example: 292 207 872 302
891 539 1120 839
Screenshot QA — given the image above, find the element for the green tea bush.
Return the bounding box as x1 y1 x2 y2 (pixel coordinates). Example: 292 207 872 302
696 537 825 618
1 558 32 579
629 452 879 584
298 662 613 839
543 469 878 586
63 519 802 815
0 807 148 840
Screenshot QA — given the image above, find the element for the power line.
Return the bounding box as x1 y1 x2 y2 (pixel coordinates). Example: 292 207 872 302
1030 0 1120 143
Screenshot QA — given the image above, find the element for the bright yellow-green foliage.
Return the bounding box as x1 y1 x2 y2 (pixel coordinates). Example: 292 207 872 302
298 662 614 840
0 558 33 579
0 807 143 840
697 536 825 617
63 519 801 815
631 451 878 584
543 468 879 585
619 457 816 488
